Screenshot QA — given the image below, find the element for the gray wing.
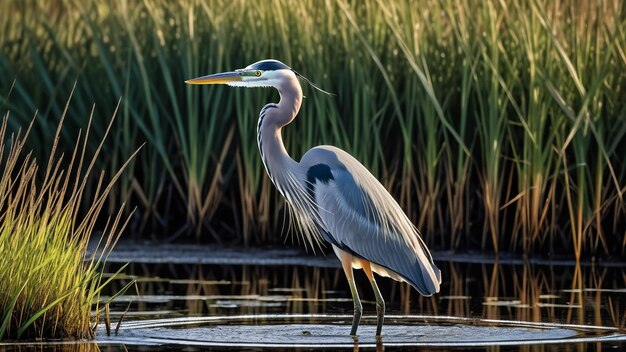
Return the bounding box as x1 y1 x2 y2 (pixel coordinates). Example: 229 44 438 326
301 146 441 296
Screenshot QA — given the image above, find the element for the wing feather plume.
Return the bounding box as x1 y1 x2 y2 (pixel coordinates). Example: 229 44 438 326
299 146 441 295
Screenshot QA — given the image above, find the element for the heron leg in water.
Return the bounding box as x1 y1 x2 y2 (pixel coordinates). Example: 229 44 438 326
340 252 362 336
362 260 385 336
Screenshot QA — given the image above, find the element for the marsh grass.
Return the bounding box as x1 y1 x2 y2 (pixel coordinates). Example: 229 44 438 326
0 95 137 340
0 0 624 258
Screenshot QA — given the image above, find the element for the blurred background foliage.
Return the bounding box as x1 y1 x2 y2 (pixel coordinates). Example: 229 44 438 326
1 0 625 258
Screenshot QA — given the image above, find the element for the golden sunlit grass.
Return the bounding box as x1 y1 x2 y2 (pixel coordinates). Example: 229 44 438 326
0 95 138 340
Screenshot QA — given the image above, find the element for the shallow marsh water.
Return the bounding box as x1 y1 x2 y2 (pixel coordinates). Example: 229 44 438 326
1 247 625 351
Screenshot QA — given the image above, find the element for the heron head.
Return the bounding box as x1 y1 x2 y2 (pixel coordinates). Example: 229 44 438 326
185 59 295 88
185 59 333 94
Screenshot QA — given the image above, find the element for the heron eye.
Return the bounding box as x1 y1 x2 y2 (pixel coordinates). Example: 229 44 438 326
255 70 262 77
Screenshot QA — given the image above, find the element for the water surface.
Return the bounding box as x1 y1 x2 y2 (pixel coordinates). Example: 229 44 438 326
97 250 626 351
2 248 625 351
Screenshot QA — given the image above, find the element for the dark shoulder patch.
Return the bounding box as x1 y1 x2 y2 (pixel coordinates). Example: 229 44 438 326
307 164 334 185
306 163 334 205
249 59 291 71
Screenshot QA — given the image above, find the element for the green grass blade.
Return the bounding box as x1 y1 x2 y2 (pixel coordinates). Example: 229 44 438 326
0 279 29 341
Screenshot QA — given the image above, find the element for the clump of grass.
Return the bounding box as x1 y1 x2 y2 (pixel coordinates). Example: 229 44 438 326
0 96 137 340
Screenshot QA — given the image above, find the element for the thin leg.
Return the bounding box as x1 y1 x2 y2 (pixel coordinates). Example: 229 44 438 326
361 261 385 337
340 252 362 337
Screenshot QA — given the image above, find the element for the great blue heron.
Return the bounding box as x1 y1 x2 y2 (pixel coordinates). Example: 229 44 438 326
186 59 441 337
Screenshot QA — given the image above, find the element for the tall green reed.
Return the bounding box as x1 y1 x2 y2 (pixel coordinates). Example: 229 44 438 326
0 0 623 257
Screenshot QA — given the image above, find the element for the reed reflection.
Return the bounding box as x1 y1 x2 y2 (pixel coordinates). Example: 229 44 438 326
104 260 625 329
1 344 101 352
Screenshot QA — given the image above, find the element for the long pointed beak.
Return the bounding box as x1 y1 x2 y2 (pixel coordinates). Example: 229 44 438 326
185 71 242 85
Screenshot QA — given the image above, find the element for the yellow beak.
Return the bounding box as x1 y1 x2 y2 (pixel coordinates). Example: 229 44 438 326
185 71 242 85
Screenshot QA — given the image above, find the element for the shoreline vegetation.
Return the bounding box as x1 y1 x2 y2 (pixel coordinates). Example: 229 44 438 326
0 95 137 341
1 1 624 258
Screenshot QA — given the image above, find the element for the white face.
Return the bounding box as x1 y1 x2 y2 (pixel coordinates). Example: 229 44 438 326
227 68 296 88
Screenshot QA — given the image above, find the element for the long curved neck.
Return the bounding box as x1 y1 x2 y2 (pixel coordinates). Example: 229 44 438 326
257 78 303 187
